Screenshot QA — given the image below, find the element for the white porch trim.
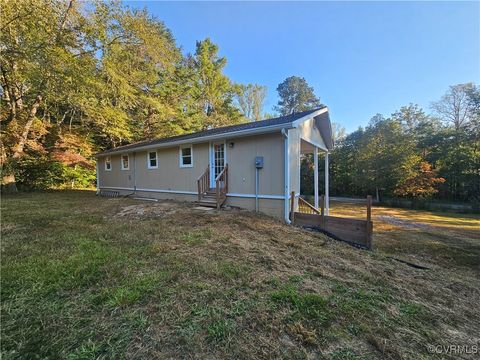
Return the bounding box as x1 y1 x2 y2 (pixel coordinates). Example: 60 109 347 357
99 186 284 199
325 152 330 215
314 147 319 208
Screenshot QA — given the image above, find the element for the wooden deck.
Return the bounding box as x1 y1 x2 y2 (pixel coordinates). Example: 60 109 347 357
291 193 373 249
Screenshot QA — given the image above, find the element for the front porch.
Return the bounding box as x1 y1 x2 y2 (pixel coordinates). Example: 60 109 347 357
296 138 330 214
292 139 373 249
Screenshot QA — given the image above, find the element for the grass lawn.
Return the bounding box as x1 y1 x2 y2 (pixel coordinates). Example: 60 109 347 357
1 191 479 359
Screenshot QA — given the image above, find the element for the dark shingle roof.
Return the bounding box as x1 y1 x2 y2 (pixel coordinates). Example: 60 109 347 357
97 107 324 156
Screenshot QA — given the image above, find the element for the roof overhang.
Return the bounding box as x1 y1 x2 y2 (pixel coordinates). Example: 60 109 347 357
96 122 296 157
96 107 333 157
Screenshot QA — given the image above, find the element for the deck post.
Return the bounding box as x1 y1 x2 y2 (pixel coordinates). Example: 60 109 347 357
314 147 319 208
366 195 373 249
320 195 325 228
367 195 372 222
325 152 329 215
290 191 295 222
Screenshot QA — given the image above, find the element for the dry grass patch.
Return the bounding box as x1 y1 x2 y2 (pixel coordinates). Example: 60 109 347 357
1 191 479 359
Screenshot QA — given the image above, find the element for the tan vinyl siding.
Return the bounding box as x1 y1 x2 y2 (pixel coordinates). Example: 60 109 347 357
135 143 209 192
226 133 284 196
98 154 134 189
97 132 287 219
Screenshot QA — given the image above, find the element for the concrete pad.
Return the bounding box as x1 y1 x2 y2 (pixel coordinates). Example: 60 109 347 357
193 206 215 211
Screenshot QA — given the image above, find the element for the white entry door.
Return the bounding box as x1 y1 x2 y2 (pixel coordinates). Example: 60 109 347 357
211 142 225 187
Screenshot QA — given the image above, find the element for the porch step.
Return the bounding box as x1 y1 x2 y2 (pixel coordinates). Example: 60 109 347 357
202 194 217 200
196 193 227 208
197 200 218 208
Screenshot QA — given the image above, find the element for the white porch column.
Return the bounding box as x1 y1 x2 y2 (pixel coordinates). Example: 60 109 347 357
314 147 319 208
325 152 329 215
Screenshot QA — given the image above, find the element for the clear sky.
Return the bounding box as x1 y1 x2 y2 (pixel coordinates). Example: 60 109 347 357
126 1 479 132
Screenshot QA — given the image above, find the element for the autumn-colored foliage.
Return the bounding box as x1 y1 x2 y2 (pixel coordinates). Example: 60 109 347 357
394 162 446 198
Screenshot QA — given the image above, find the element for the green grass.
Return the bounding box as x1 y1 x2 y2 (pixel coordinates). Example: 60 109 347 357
1 191 479 359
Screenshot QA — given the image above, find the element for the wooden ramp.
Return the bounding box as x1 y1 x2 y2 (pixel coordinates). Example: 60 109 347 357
290 193 373 249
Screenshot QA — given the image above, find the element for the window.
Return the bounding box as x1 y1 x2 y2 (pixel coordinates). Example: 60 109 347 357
180 145 193 167
105 156 112 171
121 155 129 170
147 151 158 169
213 143 225 178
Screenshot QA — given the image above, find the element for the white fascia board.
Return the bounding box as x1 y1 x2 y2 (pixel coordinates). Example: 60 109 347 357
96 123 295 157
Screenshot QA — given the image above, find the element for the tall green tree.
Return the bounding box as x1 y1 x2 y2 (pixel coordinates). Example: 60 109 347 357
275 76 321 115
188 38 242 129
1 0 194 190
431 83 479 200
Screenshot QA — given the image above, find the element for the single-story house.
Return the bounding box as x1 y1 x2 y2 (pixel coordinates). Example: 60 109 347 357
95 106 334 222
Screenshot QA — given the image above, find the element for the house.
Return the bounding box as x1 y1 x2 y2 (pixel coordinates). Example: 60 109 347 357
95 106 333 222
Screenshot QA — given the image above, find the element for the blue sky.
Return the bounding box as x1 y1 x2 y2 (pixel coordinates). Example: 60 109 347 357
127 1 479 132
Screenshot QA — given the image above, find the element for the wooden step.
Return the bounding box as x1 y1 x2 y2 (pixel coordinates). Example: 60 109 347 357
197 200 218 208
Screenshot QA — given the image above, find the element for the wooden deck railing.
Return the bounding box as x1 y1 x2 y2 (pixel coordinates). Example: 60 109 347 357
197 165 210 201
290 192 374 249
215 164 228 209
297 196 320 214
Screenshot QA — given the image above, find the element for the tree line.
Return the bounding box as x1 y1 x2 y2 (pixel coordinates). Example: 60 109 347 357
2 1 477 204
302 83 479 204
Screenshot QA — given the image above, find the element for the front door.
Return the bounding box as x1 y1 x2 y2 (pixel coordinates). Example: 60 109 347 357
211 142 225 187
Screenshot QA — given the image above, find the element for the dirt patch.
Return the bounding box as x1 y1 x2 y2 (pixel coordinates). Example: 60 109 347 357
377 215 435 230
113 201 182 219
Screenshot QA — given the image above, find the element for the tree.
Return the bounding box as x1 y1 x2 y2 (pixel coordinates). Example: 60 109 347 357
275 76 321 115
331 122 346 143
431 83 479 200
0 0 183 190
234 84 267 121
1 0 88 190
394 162 445 198
355 116 422 200
391 104 429 133
189 38 242 129
431 83 476 131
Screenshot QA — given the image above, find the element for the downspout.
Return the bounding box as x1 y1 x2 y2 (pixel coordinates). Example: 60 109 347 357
282 128 291 224
255 166 259 212
325 151 329 215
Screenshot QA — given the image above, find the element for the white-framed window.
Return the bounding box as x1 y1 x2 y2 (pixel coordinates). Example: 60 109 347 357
179 145 193 168
147 151 158 169
121 154 129 170
105 156 112 171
